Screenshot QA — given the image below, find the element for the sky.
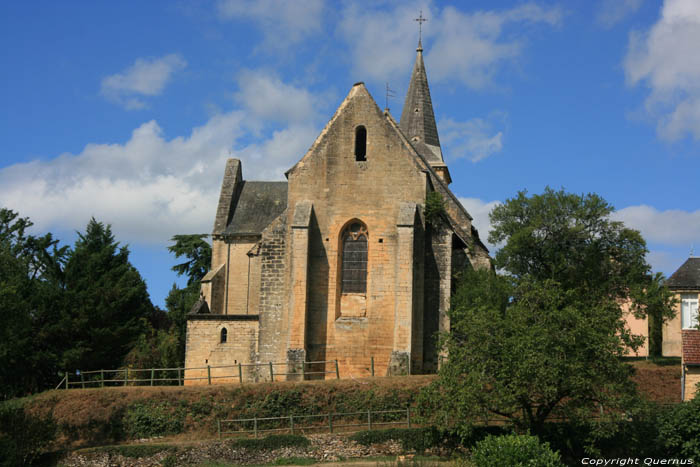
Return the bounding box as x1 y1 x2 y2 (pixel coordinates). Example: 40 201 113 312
2 0 700 308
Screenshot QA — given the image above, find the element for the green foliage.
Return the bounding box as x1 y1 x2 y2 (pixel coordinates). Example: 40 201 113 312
165 234 212 364
424 191 446 226
60 218 154 371
228 434 310 451
421 189 673 436
0 398 56 467
123 400 186 439
349 428 443 452
657 396 700 460
167 234 211 286
272 457 316 465
470 433 564 467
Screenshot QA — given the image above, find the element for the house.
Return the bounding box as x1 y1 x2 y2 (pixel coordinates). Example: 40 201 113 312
661 257 700 400
183 39 492 383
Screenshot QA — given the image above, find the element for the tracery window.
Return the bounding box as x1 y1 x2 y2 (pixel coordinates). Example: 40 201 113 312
341 221 368 293
220 327 227 343
355 126 367 161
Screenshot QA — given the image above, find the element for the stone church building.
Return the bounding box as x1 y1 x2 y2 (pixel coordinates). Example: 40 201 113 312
184 41 491 383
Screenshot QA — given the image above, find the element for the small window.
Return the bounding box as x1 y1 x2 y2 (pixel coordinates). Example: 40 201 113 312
681 294 699 329
220 328 227 343
341 221 368 293
355 126 367 161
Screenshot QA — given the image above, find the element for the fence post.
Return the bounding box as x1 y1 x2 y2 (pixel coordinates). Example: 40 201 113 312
125 368 129 386
218 419 221 439
329 413 333 434
301 361 305 380
335 360 340 379
269 362 274 382
179 368 183 386
407 407 411 428
151 368 155 386
80 371 85 389
238 363 243 384
368 409 372 430
254 417 258 438
371 357 374 377
290 415 294 434
101 370 104 388
207 365 211 385
65 371 69 389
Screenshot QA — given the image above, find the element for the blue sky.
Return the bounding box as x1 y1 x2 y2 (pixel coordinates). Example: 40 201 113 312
2 0 700 308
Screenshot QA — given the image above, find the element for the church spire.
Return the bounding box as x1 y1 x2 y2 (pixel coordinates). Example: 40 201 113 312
400 27 445 167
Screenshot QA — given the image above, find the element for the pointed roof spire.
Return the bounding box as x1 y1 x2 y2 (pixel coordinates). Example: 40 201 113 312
400 25 444 165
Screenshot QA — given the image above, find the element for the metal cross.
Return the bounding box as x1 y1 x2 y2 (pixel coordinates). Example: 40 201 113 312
415 10 427 43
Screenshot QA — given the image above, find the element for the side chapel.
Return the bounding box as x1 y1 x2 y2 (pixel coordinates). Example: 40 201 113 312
184 39 492 383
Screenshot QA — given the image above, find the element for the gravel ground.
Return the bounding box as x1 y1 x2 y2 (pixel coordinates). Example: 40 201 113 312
61 434 405 466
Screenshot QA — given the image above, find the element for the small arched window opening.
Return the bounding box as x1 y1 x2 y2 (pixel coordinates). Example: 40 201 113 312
220 328 227 344
341 221 368 293
355 126 367 161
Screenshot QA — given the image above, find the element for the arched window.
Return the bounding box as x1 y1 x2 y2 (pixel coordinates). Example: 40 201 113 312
341 221 368 293
220 328 227 343
355 126 367 161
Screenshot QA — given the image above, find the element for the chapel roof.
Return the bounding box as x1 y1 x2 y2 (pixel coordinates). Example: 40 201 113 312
666 257 700 290
399 41 444 165
224 181 288 236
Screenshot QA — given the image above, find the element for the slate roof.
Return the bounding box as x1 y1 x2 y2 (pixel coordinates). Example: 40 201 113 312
666 258 700 289
224 181 287 236
682 330 700 365
399 42 443 164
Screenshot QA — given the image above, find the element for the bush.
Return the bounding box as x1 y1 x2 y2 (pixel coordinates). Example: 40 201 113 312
349 427 443 452
470 433 564 467
229 434 310 451
0 399 56 467
122 400 185 439
658 396 700 460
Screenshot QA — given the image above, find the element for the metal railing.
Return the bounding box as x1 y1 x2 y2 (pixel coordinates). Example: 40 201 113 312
55 359 343 389
218 408 411 438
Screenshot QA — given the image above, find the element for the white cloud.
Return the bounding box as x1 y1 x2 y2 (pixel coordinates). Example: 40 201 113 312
440 113 507 162
2 72 321 244
458 197 503 252
101 54 187 110
612 204 700 246
338 2 562 88
624 0 700 141
596 0 643 28
216 0 324 50
233 70 322 124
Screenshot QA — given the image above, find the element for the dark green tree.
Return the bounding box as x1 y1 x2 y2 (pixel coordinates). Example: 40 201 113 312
58 218 154 372
0 208 67 399
418 188 675 437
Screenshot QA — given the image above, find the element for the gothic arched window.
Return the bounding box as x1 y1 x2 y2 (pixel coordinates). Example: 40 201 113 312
220 328 227 343
341 221 368 293
355 126 367 161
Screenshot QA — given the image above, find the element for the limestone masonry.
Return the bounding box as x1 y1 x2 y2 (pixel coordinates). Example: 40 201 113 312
184 41 491 384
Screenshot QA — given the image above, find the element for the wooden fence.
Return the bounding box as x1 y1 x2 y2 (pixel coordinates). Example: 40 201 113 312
218 408 412 438
54 359 344 389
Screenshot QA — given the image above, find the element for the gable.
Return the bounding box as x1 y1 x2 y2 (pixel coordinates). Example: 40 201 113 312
667 258 700 289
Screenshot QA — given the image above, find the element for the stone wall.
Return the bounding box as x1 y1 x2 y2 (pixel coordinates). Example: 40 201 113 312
685 367 700 401
286 84 430 379
184 316 259 384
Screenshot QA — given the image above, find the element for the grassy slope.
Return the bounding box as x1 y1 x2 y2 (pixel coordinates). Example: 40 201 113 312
19 361 680 450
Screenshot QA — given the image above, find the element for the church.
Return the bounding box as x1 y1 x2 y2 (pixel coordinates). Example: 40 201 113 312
184 39 491 383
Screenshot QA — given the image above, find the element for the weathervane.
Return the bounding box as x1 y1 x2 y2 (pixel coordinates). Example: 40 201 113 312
385 82 396 112
415 10 427 45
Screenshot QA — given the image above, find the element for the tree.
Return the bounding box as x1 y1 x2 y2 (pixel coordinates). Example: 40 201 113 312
0 208 67 399
418 188 675 436
164 234 212 363
58 218 154 371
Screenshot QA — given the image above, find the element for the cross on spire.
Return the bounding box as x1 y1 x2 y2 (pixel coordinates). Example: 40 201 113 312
415 10 427 48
